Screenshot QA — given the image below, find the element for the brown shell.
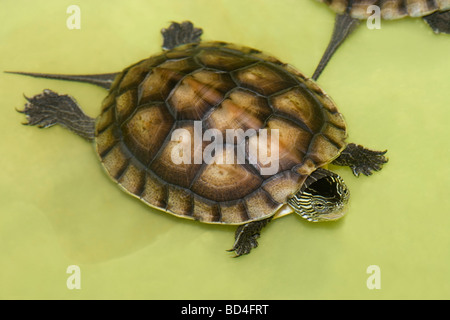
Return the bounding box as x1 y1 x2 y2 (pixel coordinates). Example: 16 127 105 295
94 41 347 225
318 0 450 19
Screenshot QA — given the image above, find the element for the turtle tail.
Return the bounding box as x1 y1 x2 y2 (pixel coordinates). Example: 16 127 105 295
4 71 119 90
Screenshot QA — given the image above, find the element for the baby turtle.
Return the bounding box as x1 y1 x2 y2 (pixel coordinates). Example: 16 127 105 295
313 0 450 80
11 21 387 257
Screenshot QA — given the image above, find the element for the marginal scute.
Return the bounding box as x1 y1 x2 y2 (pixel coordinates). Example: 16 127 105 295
307 134 341 166
244 189 281 220
166 185 193 217
220 200 248 224
95 106 115 133
294 158 317 176
140 172 167 208
196 48 257 71
96 125 119 157
115 89 137 123
192 196 221 222
158 57 200 74
322 124 347 149
324 109 346 130
165 45 197 59
95 41 348 224
233 63 297 96
167 70 234 119
118 161 145 196
101 144 129 180
118 59 154 93
100 90 116 113
262 171 305 204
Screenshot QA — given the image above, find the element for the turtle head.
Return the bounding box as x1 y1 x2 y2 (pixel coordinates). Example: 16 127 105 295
288 168 349 222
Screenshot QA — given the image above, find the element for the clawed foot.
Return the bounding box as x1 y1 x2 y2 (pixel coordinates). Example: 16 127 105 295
18 89 63 128
227 218 272 257
17 89 95 140
333 143 388 176
227 227 261 258
161 21 203 50
423 11 450 34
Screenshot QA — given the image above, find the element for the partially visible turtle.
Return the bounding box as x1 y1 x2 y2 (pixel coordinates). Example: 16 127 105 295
313 0 450 80
10 21 387 257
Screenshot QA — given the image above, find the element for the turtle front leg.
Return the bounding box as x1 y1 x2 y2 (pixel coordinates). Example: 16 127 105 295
161 21 203 50
18 89 95 141
423 11 450 34
228 217 272 257
332 143 388 176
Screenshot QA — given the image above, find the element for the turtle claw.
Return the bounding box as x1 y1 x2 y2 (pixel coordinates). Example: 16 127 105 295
17 89 95 140
333 143 388 177
227 218 272 257
161 21 203 50
227 232 260 258
18 90 60 128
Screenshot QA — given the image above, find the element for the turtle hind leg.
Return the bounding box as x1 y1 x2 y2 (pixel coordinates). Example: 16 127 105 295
18 89 95 141
312 13 360 81
332 143 388 177
161 21 203 50
227 217 273 257
423 11 450 34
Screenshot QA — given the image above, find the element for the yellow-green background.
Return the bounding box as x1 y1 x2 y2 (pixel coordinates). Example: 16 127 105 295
1 0 449 300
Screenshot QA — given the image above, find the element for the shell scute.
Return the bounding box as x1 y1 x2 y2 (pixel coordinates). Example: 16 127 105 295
149 121 204 189
232 63 297 96
101 144 130 180
118 59 155 93
158 57 200 74
270 86 324 134
138 67 184 103
115 89 138 123
206 89 271 134
121 102 174 165
190 145 263 202
167 70 235 120
196 48 258 71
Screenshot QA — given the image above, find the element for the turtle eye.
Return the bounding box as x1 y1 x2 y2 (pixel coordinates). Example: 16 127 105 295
312 198 327 212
